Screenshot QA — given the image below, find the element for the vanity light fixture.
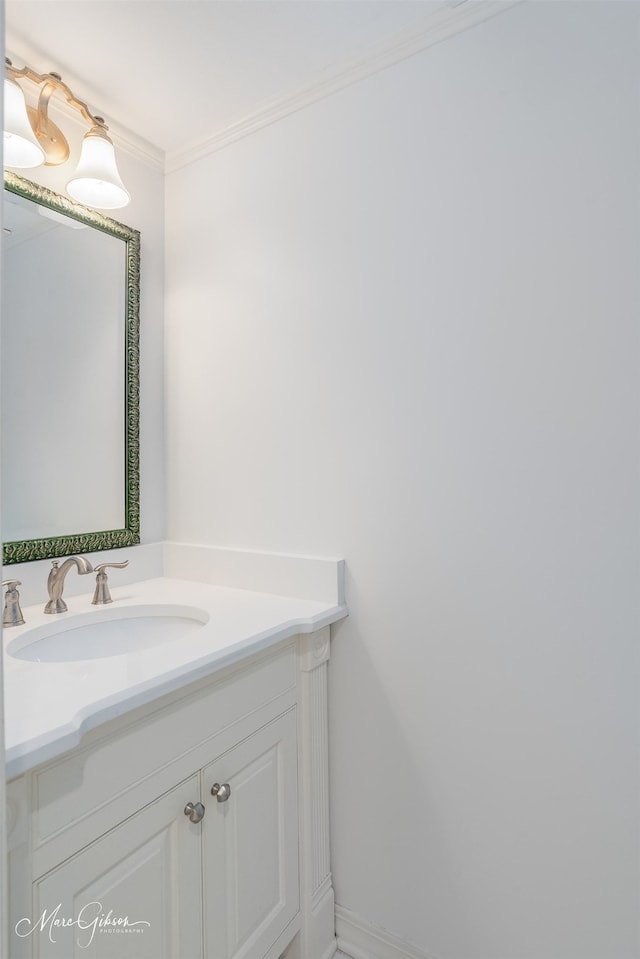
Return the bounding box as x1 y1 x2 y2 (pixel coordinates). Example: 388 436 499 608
3 58 130 210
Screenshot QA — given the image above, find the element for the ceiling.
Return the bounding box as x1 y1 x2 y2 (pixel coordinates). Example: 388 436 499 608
6 0 456 165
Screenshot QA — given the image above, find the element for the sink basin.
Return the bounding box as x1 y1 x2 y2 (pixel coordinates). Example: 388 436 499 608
7 604 210 662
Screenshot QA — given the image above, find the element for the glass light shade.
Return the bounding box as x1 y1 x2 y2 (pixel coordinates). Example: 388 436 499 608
3 77 45 168
66 126 130 210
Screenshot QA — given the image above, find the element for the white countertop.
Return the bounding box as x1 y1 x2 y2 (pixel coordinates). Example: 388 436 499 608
4 576 347 779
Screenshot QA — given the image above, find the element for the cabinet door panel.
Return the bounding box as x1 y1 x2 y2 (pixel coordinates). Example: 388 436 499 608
30 775 202 959
203 711 298 959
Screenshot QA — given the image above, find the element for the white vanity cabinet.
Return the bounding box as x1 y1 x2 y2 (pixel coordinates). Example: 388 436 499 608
7 628 336 959
33 773 204 959
202 710 299 959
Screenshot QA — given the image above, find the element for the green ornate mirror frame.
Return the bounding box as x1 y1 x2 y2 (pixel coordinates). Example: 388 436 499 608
2 171 140 564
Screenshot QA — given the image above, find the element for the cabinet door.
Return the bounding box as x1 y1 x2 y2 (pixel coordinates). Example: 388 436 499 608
202 710 299 959
29 774 203 959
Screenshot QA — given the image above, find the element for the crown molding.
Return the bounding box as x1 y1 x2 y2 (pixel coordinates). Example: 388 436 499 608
100 122 164 173
8 0 519 177
166 0 519 174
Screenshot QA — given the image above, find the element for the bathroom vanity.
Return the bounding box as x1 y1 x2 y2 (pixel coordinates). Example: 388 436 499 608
4 569 347 959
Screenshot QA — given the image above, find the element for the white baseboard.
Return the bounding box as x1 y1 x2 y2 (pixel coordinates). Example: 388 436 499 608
335 906 440 959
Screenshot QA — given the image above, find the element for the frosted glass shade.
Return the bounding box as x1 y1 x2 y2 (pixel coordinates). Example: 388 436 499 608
3 78 45 168
66 126 130 210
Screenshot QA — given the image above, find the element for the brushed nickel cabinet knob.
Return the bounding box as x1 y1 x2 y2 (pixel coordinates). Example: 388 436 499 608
211 783 231 803
184 801 205 823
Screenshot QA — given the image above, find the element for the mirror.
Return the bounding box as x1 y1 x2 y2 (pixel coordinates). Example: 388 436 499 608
1 171 140 564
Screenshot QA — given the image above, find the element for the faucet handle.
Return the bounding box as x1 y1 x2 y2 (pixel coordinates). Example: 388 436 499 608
2 579 25 627
91 560 129 606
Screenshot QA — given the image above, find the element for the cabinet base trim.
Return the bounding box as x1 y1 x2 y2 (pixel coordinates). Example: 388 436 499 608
283 933 337 959
284 881 336 959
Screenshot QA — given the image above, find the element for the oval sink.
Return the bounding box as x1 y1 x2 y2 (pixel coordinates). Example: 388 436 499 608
7 604 210 662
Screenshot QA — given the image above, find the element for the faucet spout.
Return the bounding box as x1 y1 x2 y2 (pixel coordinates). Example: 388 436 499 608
44 556 93 614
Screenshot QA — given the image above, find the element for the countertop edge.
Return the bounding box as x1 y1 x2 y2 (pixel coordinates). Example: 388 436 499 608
6 602 348 780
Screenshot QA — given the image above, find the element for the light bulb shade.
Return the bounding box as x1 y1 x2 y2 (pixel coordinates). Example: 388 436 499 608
66 126 130 209
3 77 46 168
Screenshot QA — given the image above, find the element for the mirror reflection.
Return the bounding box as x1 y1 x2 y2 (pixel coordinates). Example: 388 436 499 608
1 173 140 564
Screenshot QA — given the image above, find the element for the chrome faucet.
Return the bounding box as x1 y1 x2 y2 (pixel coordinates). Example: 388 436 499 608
44 556 93 614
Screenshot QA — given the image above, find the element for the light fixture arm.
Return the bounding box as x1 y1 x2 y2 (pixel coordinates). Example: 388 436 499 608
5 58 108 132
4 57 130 209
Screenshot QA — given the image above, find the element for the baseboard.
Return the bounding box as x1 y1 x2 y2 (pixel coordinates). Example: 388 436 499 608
335 906 440 959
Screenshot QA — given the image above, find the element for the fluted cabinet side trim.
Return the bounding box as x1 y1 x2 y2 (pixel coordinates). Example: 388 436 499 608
309 662 331 894
288 627 337 959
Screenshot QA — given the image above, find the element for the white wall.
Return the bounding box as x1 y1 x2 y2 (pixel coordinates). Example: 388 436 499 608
6 118 166 546
165 2 639 957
